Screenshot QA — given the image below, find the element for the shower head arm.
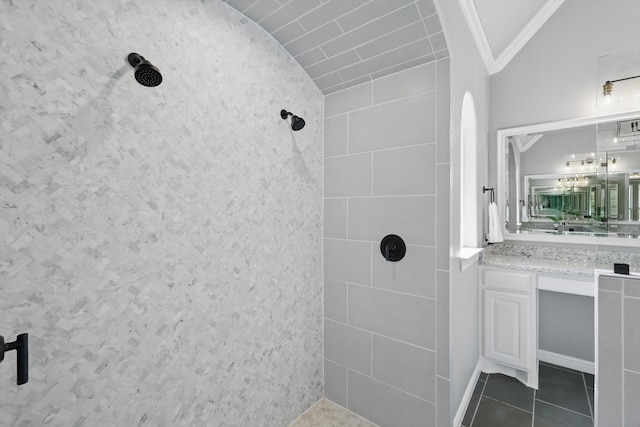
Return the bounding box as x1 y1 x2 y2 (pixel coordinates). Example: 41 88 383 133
127 53 146 68
280 110 293 120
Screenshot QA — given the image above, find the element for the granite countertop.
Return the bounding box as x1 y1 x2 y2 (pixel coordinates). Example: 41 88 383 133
480 243 640 277
480 252 595 277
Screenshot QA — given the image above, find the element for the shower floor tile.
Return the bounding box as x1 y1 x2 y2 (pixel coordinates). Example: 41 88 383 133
289 398 378 427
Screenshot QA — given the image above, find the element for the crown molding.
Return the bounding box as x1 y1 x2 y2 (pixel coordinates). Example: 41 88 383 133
458 0 564 75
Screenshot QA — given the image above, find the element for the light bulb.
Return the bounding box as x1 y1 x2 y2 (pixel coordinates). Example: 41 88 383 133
603 81 613 104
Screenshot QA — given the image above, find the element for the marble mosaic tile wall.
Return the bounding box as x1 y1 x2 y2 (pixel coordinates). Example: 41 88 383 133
0 1 323 426
322 59 451 427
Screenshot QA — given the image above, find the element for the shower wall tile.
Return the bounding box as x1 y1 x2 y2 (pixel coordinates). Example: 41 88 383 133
324 114 348 157
324 153 372 197
372 244 435 298
437 58 451 165
348 284 435 349
436 271 450 378
323 59 449 426
324 279 348 323
597 285 623 427
323 239 371 285
324 198 347 238
372 334 436 401
337 0 414 33
436 376 450 427
272 20 307 45
624 296 640 372
348 370 436 427
284 21 343 57
372 58 437 105
324 82 372 117
599 274 622 292
356 22 428 61
624 370 640 424
436 163 451 270
295 47 328 69
624 278 640 298
348 196 435 246
324 319 372 375
372 144 436 196
0 1 323 426
348 93 436 153
324 358 348 407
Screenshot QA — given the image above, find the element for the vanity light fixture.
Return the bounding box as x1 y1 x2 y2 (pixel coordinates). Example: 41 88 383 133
603 74 640 104
565 157 594 168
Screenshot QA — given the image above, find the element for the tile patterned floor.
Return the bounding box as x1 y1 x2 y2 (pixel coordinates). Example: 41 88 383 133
462 362 594 427
289 398 379 427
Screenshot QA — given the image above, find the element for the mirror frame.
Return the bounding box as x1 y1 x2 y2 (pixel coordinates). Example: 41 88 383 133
496 110 640 247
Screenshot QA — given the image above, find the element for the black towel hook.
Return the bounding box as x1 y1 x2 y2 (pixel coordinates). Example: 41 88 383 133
1 333 28 385
483 186 495 203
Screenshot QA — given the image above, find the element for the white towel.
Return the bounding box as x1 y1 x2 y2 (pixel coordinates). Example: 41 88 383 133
488 202 504 243
521 205 528 223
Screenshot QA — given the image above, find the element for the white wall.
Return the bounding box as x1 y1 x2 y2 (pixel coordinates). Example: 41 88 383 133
0 1 323 426
490 0 640 190
490 0 640 132
435 0 490 423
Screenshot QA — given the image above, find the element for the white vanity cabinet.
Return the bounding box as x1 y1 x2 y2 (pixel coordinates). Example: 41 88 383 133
480 267 538 388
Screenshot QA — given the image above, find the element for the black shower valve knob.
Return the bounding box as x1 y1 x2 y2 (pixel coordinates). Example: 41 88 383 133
380 234 406 262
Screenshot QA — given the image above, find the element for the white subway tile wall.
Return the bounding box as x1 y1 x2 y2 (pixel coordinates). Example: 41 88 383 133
0 1 323 425
323 59 451 426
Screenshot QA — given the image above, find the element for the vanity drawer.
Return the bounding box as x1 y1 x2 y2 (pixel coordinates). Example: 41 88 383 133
538 275 594 297
483 269 532 294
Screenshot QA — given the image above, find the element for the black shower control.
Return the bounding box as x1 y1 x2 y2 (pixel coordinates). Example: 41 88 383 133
380 234 406 262
0 333 28 385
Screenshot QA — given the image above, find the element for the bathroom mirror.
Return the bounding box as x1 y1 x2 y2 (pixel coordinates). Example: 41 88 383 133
497 111 640 246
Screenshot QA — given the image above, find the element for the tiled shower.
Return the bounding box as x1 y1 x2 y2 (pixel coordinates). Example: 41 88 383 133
1 1 323 425
1 1 450 426
322 61 450 426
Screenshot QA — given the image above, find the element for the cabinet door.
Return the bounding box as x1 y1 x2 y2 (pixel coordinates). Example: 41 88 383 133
484 289 530 369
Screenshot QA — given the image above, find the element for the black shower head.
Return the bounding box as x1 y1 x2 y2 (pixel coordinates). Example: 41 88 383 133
128 53 162 87
280 109 305 131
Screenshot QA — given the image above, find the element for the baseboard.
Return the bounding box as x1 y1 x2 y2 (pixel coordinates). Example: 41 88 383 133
453 361 482 427
538 349 595 375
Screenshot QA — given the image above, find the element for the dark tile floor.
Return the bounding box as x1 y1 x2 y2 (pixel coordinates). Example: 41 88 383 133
462 362 594 427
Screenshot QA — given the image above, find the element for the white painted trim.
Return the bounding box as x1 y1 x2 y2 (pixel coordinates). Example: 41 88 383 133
458 0 493 74
492 0 565 74
538 275 595 297
458 247 483 272
458 0 564 74
514 134 543 153
538 349 595 375
453 361 482 427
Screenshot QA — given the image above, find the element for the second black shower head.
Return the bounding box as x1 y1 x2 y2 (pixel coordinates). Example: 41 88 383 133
281 109 305 131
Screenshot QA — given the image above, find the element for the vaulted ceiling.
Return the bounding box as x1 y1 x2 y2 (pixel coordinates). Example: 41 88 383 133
223 0 563 94
223 0 448 94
